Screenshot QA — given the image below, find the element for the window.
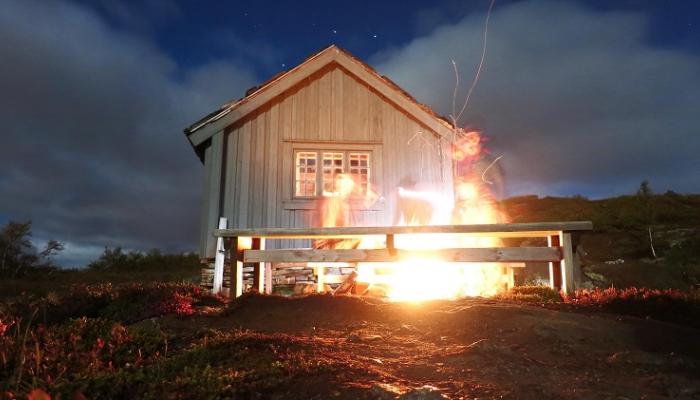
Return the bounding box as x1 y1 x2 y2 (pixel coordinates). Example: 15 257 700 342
321 152 344 195
295 151 317 197
294 150 371 198
348 152 370 196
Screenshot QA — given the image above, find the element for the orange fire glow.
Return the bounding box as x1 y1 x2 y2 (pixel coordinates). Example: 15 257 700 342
318 129 509 301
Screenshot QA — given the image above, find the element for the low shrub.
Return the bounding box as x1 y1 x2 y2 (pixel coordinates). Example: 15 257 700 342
0 282 227 398
95 283 207 323
1 326 353 399
565 287 700 327
87 248 200 272
78 330 349 399
0 316 167 398
1 282 225 327
500 285 700 328
496 285 563 303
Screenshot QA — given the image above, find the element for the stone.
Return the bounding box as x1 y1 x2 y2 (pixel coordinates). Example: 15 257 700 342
292 282 316 295
398 386 445 400
368 383 402 399
606 351 666 366
347 333 383 343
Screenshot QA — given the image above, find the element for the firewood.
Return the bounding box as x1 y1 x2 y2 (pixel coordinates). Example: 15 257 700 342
333 271 357 295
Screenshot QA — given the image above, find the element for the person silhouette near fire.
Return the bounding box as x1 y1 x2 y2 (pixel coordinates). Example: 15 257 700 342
451 128 507 224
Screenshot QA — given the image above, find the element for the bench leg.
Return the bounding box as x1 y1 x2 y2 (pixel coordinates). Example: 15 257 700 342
212 218 227 294
548 234 563 291
251 238 265 293
561 232 575 294
506 265 515 290
264 262 273 294
228 237 244 298
316 265 325 293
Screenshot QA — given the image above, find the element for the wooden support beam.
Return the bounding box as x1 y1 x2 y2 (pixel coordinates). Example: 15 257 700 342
548 234 563 291
386 233 395 249
251 238 265 293
505 265 516 290
264 262 272 295
386 234 396 256
315 265 325 293
227 236 250 298
561 232 575 294
212 217 227 294
215 221 593 239
243 247 560 264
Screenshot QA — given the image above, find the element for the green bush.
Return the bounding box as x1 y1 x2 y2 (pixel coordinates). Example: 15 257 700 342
496 285 563 303
87 248 200 272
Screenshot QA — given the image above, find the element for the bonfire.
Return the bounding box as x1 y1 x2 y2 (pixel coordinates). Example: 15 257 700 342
314 128 513 301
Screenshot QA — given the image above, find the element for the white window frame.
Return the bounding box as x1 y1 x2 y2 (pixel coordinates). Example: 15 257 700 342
284 141 383 211
293 150 372 198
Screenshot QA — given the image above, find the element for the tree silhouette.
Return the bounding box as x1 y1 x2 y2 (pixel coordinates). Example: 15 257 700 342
0 220 64 277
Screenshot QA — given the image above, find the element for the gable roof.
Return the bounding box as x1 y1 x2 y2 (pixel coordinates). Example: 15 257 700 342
184 45 455 153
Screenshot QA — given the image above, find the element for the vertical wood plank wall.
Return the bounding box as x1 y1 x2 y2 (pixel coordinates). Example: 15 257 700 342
198 132 225 257
200 63 454 258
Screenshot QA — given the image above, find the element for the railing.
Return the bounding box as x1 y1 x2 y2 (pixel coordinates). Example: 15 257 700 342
211 221 593 297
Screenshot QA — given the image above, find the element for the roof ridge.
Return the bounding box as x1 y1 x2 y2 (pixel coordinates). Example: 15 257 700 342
185 44 454 140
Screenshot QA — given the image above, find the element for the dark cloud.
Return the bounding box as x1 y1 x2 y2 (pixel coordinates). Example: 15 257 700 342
373 0 700 197
0 0 257 265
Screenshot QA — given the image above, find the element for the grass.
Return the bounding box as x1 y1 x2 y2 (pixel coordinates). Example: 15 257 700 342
2 281 699 398
0 283 379 399
495 285 563 303
502 192 700 231
502 193 700 290
0 282 227 398
498 285 700 328
0 254 202 301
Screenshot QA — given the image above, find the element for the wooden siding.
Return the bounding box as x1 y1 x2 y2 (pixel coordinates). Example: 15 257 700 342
198 131 225 256
200 63 453 258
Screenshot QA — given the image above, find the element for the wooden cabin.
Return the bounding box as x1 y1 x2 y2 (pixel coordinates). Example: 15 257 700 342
185 45 456 269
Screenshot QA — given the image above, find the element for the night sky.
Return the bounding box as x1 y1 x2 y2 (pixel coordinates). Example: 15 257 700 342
1 0 698 266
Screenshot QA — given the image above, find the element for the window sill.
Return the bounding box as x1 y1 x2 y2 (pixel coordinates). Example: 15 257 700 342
283 198 384 211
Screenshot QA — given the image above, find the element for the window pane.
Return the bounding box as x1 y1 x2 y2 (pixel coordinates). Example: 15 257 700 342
295 150 371 198
321 152 344 196
348 152 371 195
295 151 318 197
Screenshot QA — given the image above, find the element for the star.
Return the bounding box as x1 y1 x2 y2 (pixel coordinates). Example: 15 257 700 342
332 29 337 34
372 34 378 38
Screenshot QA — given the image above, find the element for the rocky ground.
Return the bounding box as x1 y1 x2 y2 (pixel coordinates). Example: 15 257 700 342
160 294 700 399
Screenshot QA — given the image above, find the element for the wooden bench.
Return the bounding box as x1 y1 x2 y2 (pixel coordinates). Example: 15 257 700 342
212 221 593 297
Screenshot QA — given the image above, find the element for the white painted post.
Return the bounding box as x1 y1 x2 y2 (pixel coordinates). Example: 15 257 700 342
264 262 273 295
315 265 325 293
560 232 575 294
547 234 563 291
212 217 227 294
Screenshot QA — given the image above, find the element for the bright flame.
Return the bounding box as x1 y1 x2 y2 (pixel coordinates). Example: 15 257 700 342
317 129 509 302
354 232 508 301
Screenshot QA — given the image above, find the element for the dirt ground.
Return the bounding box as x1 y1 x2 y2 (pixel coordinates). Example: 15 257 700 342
160 294 700 399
